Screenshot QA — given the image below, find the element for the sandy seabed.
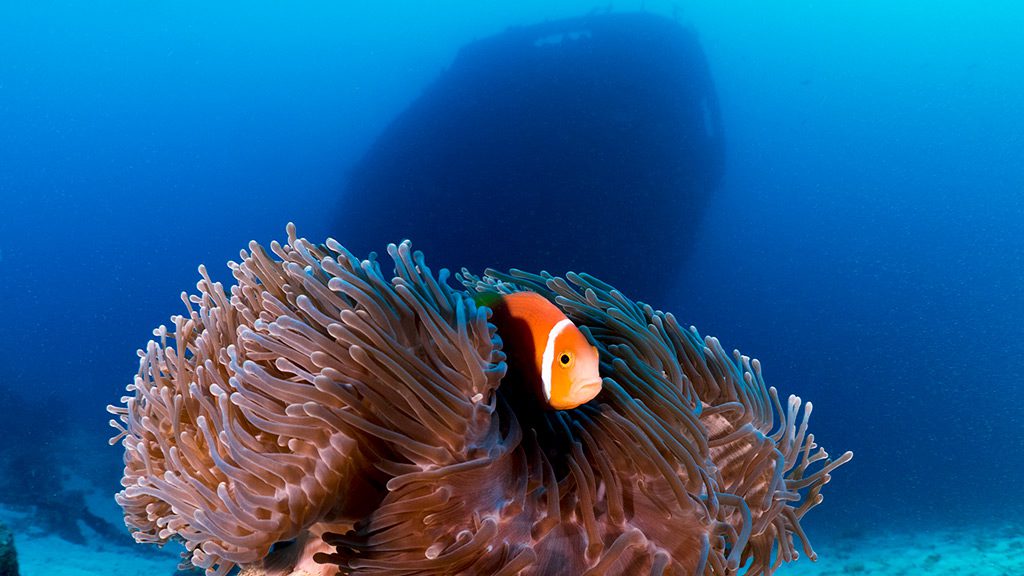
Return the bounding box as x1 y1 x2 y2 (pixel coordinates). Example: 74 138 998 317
4 501 1023 576
782 520 1024 576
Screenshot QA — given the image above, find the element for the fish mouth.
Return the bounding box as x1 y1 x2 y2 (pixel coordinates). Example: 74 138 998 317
549 379 604 410
550 379 604 410
572 379 603 402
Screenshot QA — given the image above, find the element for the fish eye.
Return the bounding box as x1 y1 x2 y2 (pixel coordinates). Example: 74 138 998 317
559 351 574 368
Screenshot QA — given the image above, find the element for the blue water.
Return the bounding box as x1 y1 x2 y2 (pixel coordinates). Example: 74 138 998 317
1 0 1022 572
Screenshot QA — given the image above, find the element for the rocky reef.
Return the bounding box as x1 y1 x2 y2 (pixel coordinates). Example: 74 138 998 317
0 521 18 576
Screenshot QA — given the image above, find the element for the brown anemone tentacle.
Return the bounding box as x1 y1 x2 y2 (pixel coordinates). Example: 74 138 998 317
112 227 850 576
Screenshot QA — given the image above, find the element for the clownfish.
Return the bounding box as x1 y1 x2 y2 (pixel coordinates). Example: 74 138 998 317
475 291 602 410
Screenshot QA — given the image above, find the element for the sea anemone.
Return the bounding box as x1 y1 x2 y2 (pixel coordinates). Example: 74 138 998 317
109 224 851 575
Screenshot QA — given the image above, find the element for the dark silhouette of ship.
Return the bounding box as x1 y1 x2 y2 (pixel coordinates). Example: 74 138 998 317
339 12 724 304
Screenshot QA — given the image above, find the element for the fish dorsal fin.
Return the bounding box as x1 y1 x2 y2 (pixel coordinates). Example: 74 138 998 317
471 290 505 310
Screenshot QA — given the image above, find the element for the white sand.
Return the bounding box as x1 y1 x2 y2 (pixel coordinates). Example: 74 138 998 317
9 532 180 576
4 499 1023 575
778 521 1024 576
0 489 183 576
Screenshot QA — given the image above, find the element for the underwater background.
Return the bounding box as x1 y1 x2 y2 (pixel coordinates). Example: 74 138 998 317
1 1 1022 574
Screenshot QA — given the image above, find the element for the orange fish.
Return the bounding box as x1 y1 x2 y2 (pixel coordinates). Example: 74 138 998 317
476 291 602 410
